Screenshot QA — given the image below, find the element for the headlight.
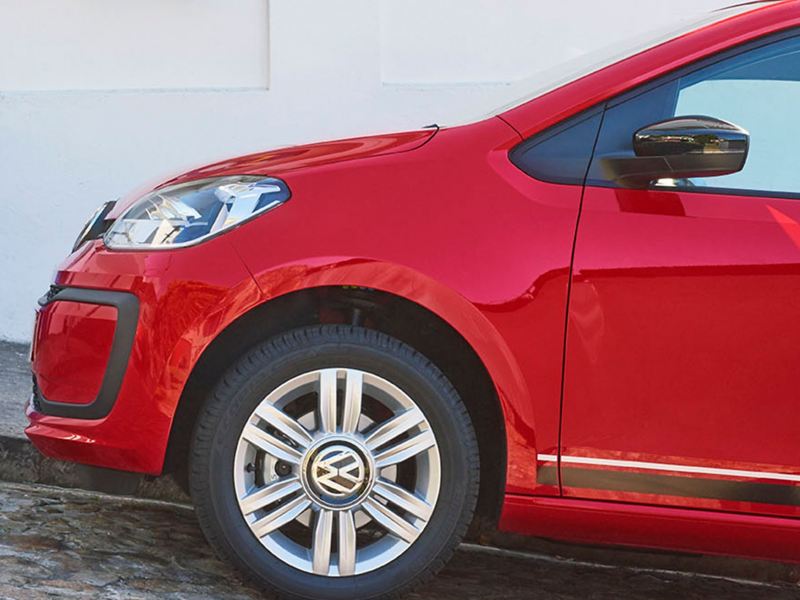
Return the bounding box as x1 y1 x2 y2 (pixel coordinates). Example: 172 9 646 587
103 175 290 249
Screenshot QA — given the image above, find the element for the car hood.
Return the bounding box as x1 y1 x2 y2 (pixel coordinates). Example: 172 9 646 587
107 128 438 219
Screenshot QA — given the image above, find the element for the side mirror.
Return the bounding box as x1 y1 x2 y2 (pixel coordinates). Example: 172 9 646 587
601 116 749 188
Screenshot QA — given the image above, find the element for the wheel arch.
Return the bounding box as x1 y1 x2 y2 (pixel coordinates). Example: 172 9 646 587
165 270 532 530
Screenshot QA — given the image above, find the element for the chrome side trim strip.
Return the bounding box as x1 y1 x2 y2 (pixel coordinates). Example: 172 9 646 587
537 454 800 483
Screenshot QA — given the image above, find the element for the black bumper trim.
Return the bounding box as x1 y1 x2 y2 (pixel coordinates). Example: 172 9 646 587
34 287 140 420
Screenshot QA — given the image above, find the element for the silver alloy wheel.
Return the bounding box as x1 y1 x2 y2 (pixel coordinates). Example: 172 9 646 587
233 368 442 577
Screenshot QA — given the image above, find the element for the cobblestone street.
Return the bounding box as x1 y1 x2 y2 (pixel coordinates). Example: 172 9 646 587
0 482 798 599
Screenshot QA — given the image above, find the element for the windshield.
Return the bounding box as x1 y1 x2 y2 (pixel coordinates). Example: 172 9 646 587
466 4 764 122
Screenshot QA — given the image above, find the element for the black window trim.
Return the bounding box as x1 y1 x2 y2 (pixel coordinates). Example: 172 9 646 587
605 27 800 111
508 107 605 186
509 26 800 200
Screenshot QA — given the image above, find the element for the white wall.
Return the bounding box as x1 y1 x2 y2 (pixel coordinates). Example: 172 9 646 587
0 0 729 341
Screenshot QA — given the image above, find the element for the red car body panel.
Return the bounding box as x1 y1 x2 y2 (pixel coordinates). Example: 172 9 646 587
501 494 800 565
25 0 800 565
562 186 800 519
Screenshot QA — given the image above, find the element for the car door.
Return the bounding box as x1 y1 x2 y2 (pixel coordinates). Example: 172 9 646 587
559 31 800 518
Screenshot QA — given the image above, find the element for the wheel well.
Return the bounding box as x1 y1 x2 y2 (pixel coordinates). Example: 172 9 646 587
165 286 506 531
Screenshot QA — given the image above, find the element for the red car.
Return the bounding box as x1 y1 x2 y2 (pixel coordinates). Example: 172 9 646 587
26 1 800 598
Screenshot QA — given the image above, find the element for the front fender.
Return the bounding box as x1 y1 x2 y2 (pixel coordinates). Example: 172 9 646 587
195 257 542 494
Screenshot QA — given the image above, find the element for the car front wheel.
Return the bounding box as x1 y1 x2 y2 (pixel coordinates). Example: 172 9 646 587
190 325 479 600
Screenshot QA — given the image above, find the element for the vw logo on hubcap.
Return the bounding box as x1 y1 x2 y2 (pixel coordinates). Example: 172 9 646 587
308 444 368 501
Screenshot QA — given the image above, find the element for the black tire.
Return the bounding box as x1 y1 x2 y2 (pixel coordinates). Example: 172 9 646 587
189 325 479 600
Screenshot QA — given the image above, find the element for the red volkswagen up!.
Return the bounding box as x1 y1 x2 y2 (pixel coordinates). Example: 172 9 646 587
27 2 800 598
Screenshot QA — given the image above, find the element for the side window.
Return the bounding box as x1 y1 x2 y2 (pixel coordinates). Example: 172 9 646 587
589 34 800 196
510 111 602 185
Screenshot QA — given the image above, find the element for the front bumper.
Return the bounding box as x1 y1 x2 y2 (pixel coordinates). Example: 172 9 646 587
25 238 262 475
